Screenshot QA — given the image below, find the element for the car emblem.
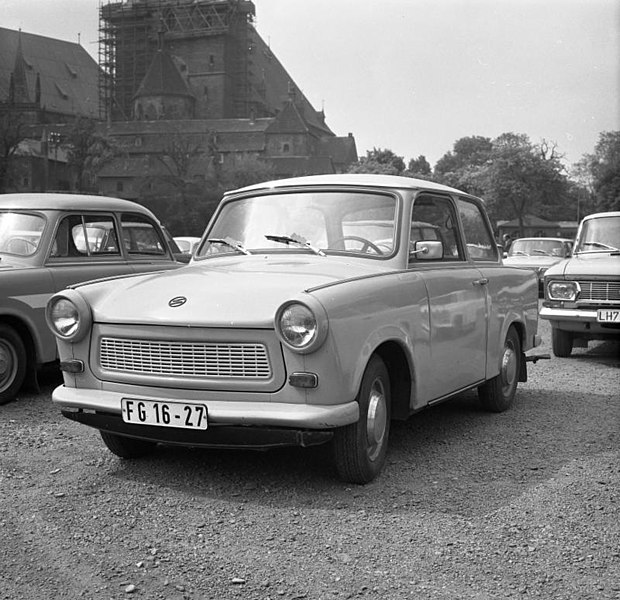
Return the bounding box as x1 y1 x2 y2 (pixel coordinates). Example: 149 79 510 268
168 296 187 308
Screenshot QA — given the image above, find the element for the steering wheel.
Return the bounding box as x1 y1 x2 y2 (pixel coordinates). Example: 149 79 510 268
5 237 37 254
332 235 384 255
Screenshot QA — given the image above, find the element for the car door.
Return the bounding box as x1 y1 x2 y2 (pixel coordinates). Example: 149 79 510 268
409 194 487 404
47 212 132 293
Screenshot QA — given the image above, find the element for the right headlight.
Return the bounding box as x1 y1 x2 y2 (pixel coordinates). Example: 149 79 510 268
46 290 92 342
547 280 579 301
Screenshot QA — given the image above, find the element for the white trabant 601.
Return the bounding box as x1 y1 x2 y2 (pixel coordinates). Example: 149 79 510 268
47 175 541 483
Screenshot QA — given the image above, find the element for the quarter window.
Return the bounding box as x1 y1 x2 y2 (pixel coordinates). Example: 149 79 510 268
457 198 498 261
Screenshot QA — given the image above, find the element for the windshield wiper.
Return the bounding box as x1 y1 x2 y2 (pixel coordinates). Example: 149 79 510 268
578 241 620 252
265 233 326 256
207 236 252 255
512 251 528 256
532 249 551 255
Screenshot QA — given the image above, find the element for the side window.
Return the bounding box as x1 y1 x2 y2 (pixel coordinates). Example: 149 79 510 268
121 214 166 256
457 198 498 261
51 214 120 258
410 195 463 262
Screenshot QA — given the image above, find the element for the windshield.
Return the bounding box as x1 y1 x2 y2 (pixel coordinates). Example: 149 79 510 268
574 215 620 253
0 212 46 256
197 191 398 258
508 239 569 257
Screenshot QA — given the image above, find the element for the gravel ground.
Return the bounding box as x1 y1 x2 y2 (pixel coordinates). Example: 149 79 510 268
0 317 618 600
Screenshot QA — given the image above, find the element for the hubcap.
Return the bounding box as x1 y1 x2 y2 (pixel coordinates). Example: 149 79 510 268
366 378 387 461
500 343 517 394
0 342 17 391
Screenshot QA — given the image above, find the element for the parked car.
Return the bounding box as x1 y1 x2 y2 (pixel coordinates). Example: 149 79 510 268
46 174 541 483
503 237 573 295
0 193 183 403
540 211 620 357
173 236 201 256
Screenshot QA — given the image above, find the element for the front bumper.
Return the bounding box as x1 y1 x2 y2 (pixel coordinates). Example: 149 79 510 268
540 306 620 335
52 385 359 430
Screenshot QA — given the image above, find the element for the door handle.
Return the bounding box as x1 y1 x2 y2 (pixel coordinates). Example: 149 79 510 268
472 278 489 286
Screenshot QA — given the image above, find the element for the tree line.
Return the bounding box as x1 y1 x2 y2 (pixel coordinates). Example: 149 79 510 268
1 110 618 237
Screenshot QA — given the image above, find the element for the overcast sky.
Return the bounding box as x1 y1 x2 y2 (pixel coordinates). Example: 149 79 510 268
4 0 619 167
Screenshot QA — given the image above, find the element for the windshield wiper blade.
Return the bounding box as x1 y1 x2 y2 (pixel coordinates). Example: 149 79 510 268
265 233 326 256
580 241 620 252
207 236 252 255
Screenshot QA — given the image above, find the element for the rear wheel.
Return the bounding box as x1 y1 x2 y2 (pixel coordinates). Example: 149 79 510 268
0 324 27 405
333 355 391 484
551 327 574 357
478 327 521 413
100 431 156 458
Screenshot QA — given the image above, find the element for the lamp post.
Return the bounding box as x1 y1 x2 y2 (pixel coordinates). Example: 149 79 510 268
48 131 61 190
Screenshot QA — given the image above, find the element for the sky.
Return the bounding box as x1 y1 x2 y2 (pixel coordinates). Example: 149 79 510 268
3 0 619 168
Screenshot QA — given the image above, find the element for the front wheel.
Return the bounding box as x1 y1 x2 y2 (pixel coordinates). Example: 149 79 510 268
551 327 574 357
0 324 28 405
478 327 521 413
333 355 391 484
100 431 156 458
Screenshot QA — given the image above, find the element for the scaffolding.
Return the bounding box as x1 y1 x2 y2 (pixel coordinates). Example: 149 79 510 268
98 0 256 121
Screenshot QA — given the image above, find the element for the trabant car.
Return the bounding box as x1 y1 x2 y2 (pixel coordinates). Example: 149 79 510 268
47 175 541 483
541 211 620 357
503 237 573 296
0 193 182 403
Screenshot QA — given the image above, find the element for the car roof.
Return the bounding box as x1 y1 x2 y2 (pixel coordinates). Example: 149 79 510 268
581 211 620 221
227 173 468 196
0 193 156 216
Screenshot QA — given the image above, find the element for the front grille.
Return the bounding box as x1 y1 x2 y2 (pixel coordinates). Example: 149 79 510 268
100 338 271 378
578 281 620 303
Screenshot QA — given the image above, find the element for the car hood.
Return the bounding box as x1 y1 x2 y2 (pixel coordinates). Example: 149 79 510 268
544 253 619 278
79 255 390 327
503 255 562 269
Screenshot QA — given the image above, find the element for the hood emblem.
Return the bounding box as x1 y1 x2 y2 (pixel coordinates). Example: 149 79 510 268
168 296 187 308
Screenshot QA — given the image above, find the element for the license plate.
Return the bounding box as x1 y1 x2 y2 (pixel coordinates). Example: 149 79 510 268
121 399 208 430
597 309 620 323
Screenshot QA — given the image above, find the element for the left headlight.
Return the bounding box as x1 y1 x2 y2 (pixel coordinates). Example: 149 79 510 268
275 299 328 354
46 290 92 342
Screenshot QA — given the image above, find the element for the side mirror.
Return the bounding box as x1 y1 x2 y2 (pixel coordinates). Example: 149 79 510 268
411 240 443 260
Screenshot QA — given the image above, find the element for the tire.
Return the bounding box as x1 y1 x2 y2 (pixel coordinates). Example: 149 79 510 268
478 327 521 413
100 431 156 459
552 327 573 358
0 324 27 405
333 355 391 484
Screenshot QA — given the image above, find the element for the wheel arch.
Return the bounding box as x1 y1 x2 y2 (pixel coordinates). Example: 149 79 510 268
0 314 39 391
374 340 412 421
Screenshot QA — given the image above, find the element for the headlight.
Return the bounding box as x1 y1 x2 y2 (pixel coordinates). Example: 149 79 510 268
547 280 579 301
46 290 92 341
275 299 328 353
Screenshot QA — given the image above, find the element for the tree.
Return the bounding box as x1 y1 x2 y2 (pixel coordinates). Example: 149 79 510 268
348 147 406 175
574 131 620 213
405 155 432 179
0 107 28 193
480 133 573 231
65 116 117 191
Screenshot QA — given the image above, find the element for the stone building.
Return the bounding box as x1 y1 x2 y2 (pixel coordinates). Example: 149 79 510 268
0 27 100 191
97 0 357 198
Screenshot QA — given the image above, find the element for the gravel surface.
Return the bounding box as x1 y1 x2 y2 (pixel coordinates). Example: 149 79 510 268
1 317 618 600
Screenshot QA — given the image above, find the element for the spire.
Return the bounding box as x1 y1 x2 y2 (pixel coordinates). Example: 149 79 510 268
12 30 32 104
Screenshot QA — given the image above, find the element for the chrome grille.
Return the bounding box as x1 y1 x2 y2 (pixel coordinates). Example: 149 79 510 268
100 338 271 378
578 281 620 303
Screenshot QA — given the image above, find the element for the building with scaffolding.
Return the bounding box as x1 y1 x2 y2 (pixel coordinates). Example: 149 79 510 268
96 0 358 198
